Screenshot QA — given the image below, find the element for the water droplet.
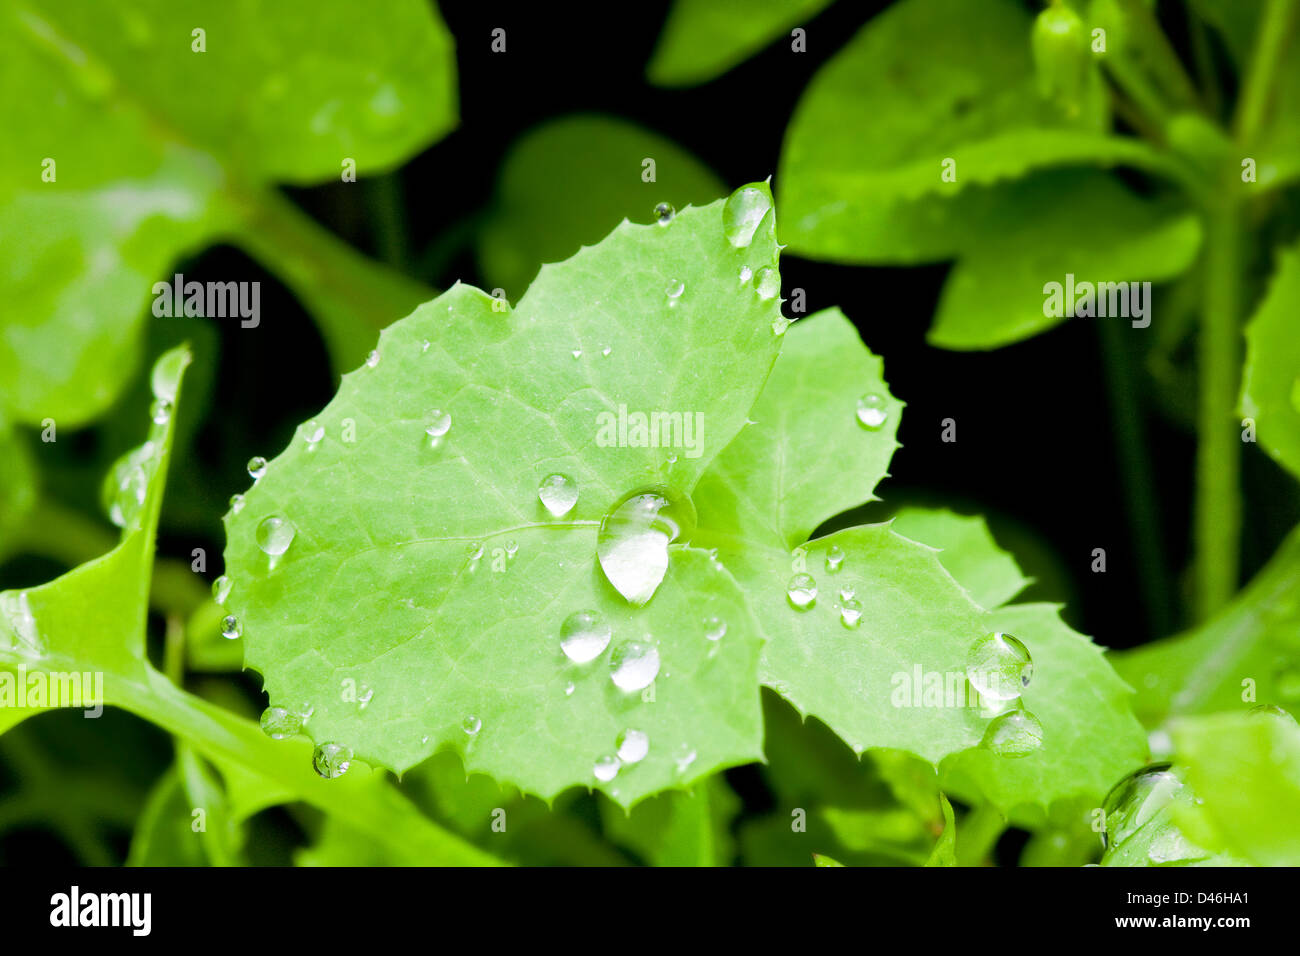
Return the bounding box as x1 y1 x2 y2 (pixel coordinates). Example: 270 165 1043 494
1249 703 1295 722
538 473 579 517
825 545 845 572
102 444 155 528
840 598 863 629
365 349 380 368
609 640 661 692
617 729 649 764
421 339 432 352
673 743 697 774
260 706 302 739
425 409 452 444
602 346 612 357
256 515 297 556
722 185 772 248
0 592 42 655
572 349 582 359
594 754 621 781
1102 763 1182 849
982 708 1043 757
703 615 727 641
463 715 482 736
228 493 245 515
221 615 242 640
839 585 856 602
665 278 685 301
302 420 325 448
739 265 753 284
212 575 232 605
560 610 612 663
597 488 696 606
247 456 268 480
771 317 791 337
753 266 780 300
313 742 353 779
654 202 675 225
150 398 172 424
856 393 889 430
966 632 1033 701
564 681 576 697
787 573 817 610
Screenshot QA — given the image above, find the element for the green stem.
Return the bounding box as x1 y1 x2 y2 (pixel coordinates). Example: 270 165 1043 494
1115 0 1202 110
1098 319 1174 637
1233 0 1300 145
955 802 1005 867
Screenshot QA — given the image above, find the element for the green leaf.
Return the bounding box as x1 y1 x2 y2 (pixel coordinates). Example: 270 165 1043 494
600 775 739 866
1170 711 1300 866
777 0 1176 265
0 0 453 424
224 185 785 807
0 423 37 558
923 794 957 866
646 0 833 88
477 114 725 299
1111 524 1300 726
1241 243 1300 481
929 171 1202 349
127 768 209 867
891 508 1029 609
812 852 845 867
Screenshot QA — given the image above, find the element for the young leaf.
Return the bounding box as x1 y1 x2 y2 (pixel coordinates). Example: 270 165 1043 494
223 186 786 807
646 0 833 88
891 508 1030 610
923 794 957 866
477 114 725 299
599 776 739 866
1241 243 1300 481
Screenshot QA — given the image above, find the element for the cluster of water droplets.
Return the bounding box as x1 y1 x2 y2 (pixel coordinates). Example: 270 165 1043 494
965 632 1042 757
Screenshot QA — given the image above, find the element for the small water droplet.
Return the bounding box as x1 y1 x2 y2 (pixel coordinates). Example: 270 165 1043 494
787 573 817 610
538 473 579 517
609 640 660 692
228 493 245 515
665 278 685 300
425 409 452 444
212 575 232 605
840 598 863 629
463 715 482 736
594 754 621 781
825 545 845 572
703 615 727 641
753 266 780 300
982 708 1043 758
365 349 380 368
572 349 582 359
421 339 431 352
150 398 172 424
302 420 325 447
739 265 753 284
564 681 576 697
966 632 1033 701
617 729 649 764
722 185 772 248
602 346 612 357
673 743 697 774
260 706 302 739
654 202 675 225
256 515 297 556
597 488 696 606
560 610 612 663
856 393 889 430
220 615 241 640
839 585 856 602
313 742 353 779
247 456 268 480
771 317 791 337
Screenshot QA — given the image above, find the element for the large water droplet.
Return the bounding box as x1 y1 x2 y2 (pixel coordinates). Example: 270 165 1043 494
425 410 452 447
753 266 780 300
982 708 1043 757
220 615 242 640
256 515 297 556
617 729 649 764
212 575 232 605
463 715 482 736
966 632 1032 701
313 742 353 779
856 393 889 430
1249 703 1295 722
560 610 612 663
260 706 302 739
594 754 621 781
597 488 695 606
654 202 675 225
722 185 772 248
538 473 579 517
609 640 660 692
246 456 268 480
1102 763 1182 850
102 444 155 528
787 573 817 610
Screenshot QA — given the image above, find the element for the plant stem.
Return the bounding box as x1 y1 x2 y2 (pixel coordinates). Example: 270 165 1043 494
955 802 1005 866
1115 0 1202 110
1233 0 1300 145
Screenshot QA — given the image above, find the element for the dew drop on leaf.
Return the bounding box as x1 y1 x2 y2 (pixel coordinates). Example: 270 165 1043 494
840 598 862 629
753 266 780 300
982 708 1043 758
786 573 817 610
1101 763 1182 849
617 729 649 764
212 575 232 605
594 754 621 781
538 473 579 517
856 393 889 430
220 615 241 640
256 515 297 556
673 743 697 774
596 488 695 606
839 585 856 602
564 681 576 697
228 493 245 515
966 632 1033 701
365 349 380 368
313 742 353 779
665 278 685 300
703 615 727 641
462 715 482 736
1248 703 1295 722
825 545 845 572
654 202 675 225
560 609 612 663
302 420 325 447
739 265 752 284
260 706 302 740
722 185 771 248
425 409 452 445
150 398 172 424
246 456 268 481
771 317 791 337
609 639 661 692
